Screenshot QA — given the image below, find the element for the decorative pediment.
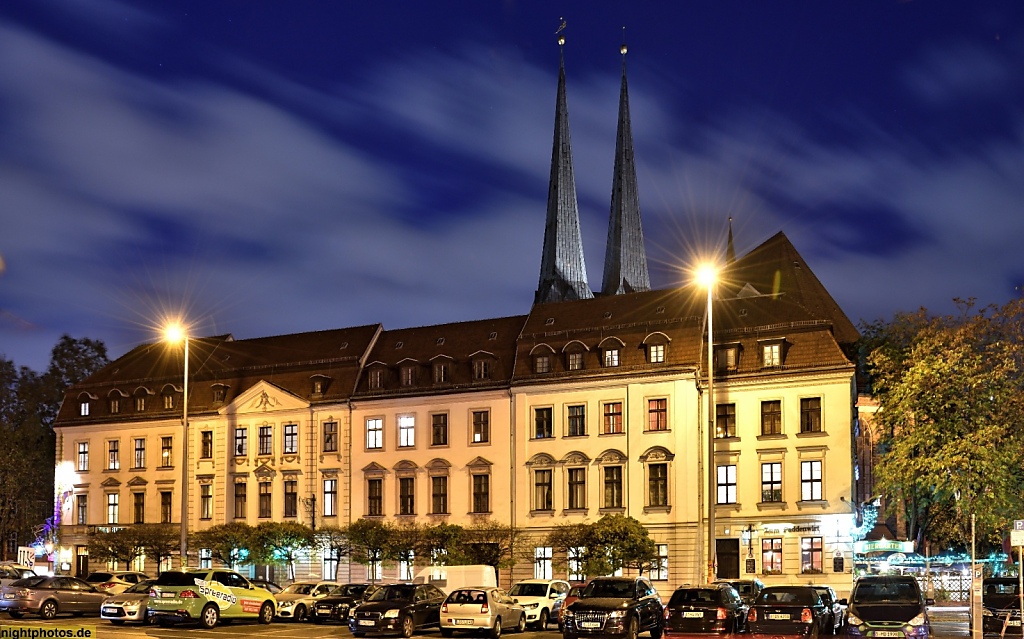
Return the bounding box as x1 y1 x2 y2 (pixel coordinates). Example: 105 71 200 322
218 380 309 416
126 476 148 487
525 453 555 467
100 477 122 487
560 451 591 466
253 463 277 480
639 446 675 463
394 460 419 472
466 456 492 469
362 462 387 476
426 459 451 471
596 449 627 465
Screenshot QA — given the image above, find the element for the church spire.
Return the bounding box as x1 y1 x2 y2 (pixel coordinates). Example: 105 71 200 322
535 29 593 304
726 216 736 264
601 39 650 296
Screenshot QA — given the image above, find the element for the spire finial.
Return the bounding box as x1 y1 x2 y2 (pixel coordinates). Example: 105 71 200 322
726 216 737 264
556 17 566 45
621 26 627 55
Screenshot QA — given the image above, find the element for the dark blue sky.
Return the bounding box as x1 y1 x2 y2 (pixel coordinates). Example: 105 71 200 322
2 1 1023 372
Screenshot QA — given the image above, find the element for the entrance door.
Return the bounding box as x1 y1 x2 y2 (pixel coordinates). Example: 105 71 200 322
75 547 89 578
717 539 740 579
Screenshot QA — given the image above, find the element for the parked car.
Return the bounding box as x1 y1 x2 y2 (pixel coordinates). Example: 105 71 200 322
746 585 831 639
349 582 447 637
0 575 108 619
440 587 527 637
562 576 664 639
0 564 37 589
100 578 156 624
275 580 338 621
981 578 1022 637
663 584 747 637
844 575 931 639
84 570 150 595
508 578 570 629
713 579 765 607
147 569 276 628
250 576 283 594
811 585 845 634
559 583 587 632
313 582 379 624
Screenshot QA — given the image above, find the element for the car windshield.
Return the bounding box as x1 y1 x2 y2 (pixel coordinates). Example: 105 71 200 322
853 580 921 605
584 580 633 598
367 585 415 602
283 583 315 595
669 589 720 606
509 583 548 597
985 581 1019 597
756 587 819 606
85 572 113 583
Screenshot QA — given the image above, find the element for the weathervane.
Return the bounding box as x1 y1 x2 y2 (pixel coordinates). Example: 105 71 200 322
621 26 627 56
556 17 566 46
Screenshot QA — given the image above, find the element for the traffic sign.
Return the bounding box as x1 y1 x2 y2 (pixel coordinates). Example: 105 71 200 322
1011 529 1024 546
1014 520 1024 531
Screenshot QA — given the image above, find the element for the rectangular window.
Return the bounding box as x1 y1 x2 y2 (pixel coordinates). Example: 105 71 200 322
401 366 415 386
159 490 171 523
603 349 620 367
534 546 553 580
649 463 668 507
604 466 623 508
431 413 448 446
135 396 145 412
200 485 212 520
77 442 89 471
109 398 119 414
800 397 822 433
761 462 783 502
801 460 823 501
80 401 90 416
603 402 623 434
567 405 586 437
212 387 226 403
716 346 739 372
653 544 669 580
323 549 340 582
369 368 383 390
567 352 584 371
160 437 172 468
434 362 450 383
534 355 550 373
761 400 782 435
366 418 383 449
717 464 737 504
284 480 297 517
322 421 338 452
472 474 490 513
107 493 119 524
763 343 781 367
283 424 298 454
716 403 736 438
234 483 246 518
534 407 553 439
473 359 490 380
399 551 415 581
399 477 415 515
76 495 88 525
398 415 415 447
259 482 272 518
258 426 272 456
472 410 490 443
163 394 174 410
108 440 120 470
648 399 667 431
200 431 212 459
133 438 145 468
649 344 665 364
133 492 145 524
801 536 823 573
534 469 553 511
323 479 337 517
568 468 586 510
367 478 383 516
431 476 448 514
234 428 247 456
568 547 585 582
763 538 783 574
199 548 212 569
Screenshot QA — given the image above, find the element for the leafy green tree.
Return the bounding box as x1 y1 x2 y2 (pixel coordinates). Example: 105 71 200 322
190 522 254 568
864 298 1024 552
314 525 353 580
345 518 395 581
545 522 592 576
249 521 314 580
415 522 465 565
136 524 180 574
87 527 145 568
463 521 527 574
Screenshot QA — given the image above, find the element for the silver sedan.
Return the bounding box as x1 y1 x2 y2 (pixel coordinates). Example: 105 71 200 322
440 587 526 638
100 579 156 624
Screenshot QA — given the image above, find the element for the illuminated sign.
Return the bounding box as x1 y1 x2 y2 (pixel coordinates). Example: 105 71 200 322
853 540 914 554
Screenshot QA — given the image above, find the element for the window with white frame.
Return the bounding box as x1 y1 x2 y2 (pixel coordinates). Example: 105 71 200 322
801 536 823 573
77 442 89 471
801 460 822 501
283 423 298 454
763 538 783 574
368 559 382 581
567 351 584 371
368 368 383 390
568 547 585 582
323 479 337 516
199 548 212 569
567 467 586 510
258 425 272 456
717 464 737 504
323 421 338 452
108 440 120 470
763 343 781 367
534 355 550 374
653 544 669 580
603 348 620 367
399 551 415 581
234 428 247 456
761 462 783 502
323 549 340 581
648 343 665 364
534 546 553 579
472 410 489 443
80 401 90 416
398 415 415 447
367 418 383 449
106 493 119 524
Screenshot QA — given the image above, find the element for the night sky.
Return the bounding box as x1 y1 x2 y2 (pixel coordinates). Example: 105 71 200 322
2 1 1023 372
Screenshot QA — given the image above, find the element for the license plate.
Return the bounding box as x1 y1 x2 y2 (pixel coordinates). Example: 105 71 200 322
581 621 602 629
455 619 474 625
683 612 704 618
1009 621 1022 627
103 607 118 614
873 632 903 638
768 614 790 620
161 592 175 598
359 620 375 626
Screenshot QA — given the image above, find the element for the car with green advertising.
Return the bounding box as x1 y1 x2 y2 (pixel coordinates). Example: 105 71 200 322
147 569 276 628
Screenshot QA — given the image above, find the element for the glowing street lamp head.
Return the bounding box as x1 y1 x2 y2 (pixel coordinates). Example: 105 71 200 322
694 263 718 289
163 322 187 344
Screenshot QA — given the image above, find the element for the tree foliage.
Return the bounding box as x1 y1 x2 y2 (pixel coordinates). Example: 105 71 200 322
248 521 314 580
135 524 180 573
190 522 254 568
314 525 353 580
863 298 1024 552
87 528 145 567
544 515 659 578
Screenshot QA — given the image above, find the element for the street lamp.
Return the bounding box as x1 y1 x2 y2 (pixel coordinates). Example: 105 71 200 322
695 263 718 584
164 323 189 568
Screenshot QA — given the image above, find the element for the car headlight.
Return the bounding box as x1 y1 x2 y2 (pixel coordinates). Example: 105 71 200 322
982 609 995 617
564 610 575 620
846 613 862 625
279 601 294 608
384 608 400 618
608 610 626 619
524 603 539 610
123 603 139 611
908 613 927 627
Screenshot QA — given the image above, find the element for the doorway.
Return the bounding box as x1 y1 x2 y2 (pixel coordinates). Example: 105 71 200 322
717 539 740 579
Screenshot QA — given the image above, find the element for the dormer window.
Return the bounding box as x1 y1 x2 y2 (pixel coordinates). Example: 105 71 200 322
567 351 584 371
603 349 620 367
163 394 175 410
369 369 384 390
534 355 550 374
80 401 90 416
716 345 740 372
648 344 665 364
760 339 787 368
473 359 490 380
135 397 146 412
434 362 450 384
109 398 120 414
401 366 416 387
313 379 323 394
212 385 227 403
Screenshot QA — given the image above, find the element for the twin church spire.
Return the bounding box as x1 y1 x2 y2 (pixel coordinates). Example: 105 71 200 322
535 35 650 305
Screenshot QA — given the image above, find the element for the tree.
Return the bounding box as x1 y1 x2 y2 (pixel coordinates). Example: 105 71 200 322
87 528 145 568
415 522 465 565
136 524 180 574
463 521 527 574
314 525 353 580
545 522 592 576
864 298 1024 552
190 522 254 568
346 518 395 581
248 521 314 581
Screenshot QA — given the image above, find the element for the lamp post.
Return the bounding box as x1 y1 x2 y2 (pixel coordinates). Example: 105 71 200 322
164 324 189 569
696 264 718 584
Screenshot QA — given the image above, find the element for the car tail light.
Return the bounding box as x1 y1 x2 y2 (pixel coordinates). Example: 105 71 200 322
441 603 449 613
663 608 671 620
180 590 199 598
801 608 812 624
747 609 757 623
717 608 728 620
100 583 116 589
149 589 157 597
480 603 489 614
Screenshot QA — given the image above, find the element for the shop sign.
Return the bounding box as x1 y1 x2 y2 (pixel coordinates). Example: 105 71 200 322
853 539 914 554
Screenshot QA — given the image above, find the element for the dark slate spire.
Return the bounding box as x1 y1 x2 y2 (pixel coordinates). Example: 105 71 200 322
601 42 650 296
535 34 593 304
726 216 736 264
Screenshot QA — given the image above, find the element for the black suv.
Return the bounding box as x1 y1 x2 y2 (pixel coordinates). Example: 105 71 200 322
845 575 931 639
562 576 663 639
313 583 378 624
980 578 1022 636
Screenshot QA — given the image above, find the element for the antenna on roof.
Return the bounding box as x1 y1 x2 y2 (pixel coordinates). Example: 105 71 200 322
556 17 566 45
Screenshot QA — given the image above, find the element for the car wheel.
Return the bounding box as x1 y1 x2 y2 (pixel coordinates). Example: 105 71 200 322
650 620 664 639
200 604 220 629
402 614 415 638
537 609 549 629
516 613 527 633
625 616 638 639
441 629 454 638
294 604 307 622
259 602 275 624
8 612 23 620
39 600 58 620
490 617 502 639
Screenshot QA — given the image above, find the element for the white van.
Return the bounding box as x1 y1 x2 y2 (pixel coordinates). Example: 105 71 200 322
413 565 497 593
